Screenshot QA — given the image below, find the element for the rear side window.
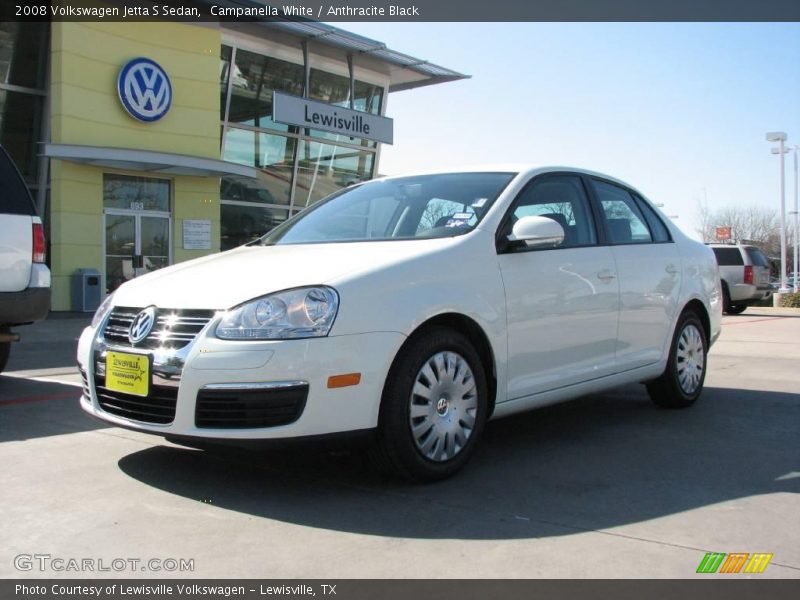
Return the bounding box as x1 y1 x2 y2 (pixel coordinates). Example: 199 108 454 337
745 247 770 267
0 146 36 216
592 180 652 244
712 247 744 266
634 195 672 243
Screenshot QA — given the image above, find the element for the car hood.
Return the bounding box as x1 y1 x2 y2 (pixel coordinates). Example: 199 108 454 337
109 239 455 310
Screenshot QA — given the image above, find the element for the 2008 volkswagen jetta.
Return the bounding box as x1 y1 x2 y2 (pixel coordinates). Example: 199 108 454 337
78 166 722 481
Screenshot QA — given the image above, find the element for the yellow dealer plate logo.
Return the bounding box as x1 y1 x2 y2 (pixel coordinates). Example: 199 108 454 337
106 351 149 397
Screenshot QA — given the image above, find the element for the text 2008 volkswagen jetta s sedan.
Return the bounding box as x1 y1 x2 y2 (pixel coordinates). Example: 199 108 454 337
79 166 722 481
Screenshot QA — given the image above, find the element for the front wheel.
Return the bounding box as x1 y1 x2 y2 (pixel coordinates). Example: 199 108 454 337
646 311 708 409
726 304 747 315
370 327 488 482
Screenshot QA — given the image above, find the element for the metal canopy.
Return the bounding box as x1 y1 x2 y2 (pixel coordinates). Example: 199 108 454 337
257 20 470 92
43 144 257 178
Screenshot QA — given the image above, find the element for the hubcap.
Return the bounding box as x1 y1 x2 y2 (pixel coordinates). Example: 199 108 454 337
409 351 478 462
676 323 705 395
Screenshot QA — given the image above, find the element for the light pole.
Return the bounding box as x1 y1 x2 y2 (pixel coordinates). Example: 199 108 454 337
772 143 799 293
767 132 789 294
793 145 799 293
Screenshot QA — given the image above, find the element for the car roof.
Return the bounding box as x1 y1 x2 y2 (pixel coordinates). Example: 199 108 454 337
375 165 648 197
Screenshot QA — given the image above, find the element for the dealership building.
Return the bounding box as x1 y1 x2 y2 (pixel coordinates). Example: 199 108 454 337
0 13 465 310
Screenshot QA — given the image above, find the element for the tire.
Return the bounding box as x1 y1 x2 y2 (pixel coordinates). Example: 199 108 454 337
726 304 747 315
646 311 708 409
369 327 488 482
0 341 9 374
721 284 731 314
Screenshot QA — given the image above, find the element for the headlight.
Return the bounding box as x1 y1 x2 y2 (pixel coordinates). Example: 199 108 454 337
91 293 115 329
216 286 339 340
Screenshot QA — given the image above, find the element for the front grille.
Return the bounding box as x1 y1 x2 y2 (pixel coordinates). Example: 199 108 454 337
103 307 216 349
195 385 308 429
94 373 178 424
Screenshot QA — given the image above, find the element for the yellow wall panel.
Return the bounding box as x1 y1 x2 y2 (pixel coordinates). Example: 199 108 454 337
50 21 220 157
49 22 223 310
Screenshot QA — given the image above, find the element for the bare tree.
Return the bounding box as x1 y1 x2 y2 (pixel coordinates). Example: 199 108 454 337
695 201 795 259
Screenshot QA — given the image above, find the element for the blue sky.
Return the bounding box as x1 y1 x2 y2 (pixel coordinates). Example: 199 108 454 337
338 22 800 239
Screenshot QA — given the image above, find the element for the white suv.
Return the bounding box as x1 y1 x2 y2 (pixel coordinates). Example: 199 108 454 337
0 147 51 373
709 243 772 315
79 166 722 481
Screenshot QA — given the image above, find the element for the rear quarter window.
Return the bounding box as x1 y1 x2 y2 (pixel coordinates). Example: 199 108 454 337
0 146 36 216
712 247 744 266
744 247 770 267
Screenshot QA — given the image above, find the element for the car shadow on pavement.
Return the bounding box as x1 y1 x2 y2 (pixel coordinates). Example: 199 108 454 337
0 378 103 441
117 384 799 540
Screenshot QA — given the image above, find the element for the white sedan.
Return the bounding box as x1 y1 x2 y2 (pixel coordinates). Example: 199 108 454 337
78 166 722 481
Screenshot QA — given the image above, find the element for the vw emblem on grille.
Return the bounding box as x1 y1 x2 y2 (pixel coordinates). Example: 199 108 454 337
129 307 157 345
117 57 172 122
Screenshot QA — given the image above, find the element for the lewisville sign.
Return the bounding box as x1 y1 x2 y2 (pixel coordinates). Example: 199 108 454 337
272 91 394 145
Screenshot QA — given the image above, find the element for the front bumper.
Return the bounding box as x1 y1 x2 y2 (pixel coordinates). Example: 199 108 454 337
78 321 405 440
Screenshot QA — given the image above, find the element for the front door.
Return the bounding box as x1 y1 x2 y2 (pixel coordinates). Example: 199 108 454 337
497 174 620 400
103 173 172 295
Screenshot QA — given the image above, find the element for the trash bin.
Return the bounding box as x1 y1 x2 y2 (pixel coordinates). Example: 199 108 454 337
72 268 102 312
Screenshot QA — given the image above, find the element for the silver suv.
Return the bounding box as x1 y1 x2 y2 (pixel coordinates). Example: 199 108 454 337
0 146 51 373
709 243 772 315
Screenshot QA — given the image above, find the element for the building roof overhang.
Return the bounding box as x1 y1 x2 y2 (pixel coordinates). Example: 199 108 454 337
43 144 257 178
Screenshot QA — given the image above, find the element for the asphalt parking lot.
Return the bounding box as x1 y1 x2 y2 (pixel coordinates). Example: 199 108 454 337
0 310 798 579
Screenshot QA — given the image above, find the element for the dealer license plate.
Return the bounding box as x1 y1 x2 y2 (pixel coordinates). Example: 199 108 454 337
105 351 150 397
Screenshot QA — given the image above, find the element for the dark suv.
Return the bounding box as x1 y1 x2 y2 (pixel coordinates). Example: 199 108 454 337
709 243 772 315
0 146 51 372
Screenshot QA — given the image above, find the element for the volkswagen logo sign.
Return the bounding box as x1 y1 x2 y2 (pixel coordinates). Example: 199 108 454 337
117 57 172 122
129 307 157 345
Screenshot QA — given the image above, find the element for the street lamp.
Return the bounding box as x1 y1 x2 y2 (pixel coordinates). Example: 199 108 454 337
772 143 799 293
767 132 789 294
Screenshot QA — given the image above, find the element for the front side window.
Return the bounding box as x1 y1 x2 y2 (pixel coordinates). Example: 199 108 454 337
259 172 515 245
593 180 652 244
505 175 597 248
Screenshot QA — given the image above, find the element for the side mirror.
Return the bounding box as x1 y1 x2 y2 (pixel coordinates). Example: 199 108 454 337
508 215 565 248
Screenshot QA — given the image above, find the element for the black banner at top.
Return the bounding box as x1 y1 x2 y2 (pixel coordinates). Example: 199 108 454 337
3 0 800 22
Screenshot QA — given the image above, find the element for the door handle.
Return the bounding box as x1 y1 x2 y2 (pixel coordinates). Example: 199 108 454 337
666 264 679 275
597 269 616 281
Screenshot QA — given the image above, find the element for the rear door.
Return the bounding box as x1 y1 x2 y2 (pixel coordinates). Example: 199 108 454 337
589 178 681 369
0 147 36 292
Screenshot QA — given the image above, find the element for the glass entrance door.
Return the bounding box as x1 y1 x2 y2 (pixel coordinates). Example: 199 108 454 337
104 212 171 294
103 173 172 295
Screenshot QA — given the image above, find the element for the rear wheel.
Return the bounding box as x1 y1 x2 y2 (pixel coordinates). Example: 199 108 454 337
370 327 488 482
721 283 747 315
0 325 11 374
0 341 9 374
721 284 731 313
647 311 707 409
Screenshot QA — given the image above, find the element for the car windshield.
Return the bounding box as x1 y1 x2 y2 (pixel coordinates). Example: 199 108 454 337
257 172 516 245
